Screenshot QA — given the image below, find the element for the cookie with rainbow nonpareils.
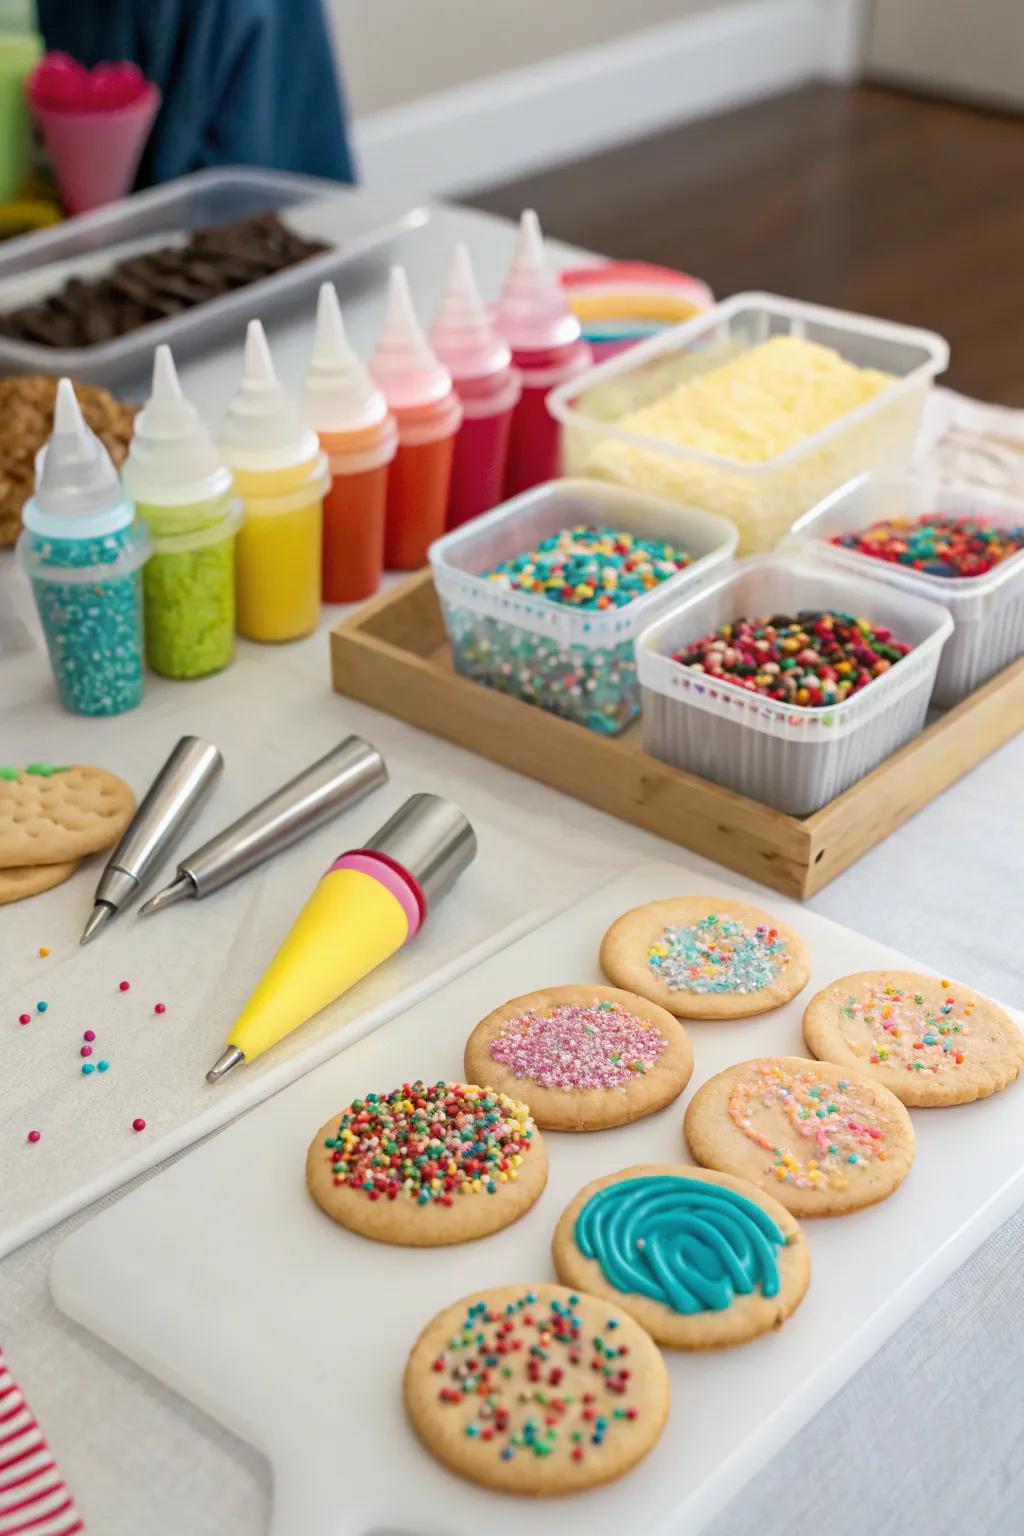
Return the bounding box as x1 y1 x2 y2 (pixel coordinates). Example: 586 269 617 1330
305 1080 547 1245
552 1164 809 1349
803 971 1024 1108
599 895 810 1019
684 1056 915 1216
464 983 693 1131
404 1282 669 1493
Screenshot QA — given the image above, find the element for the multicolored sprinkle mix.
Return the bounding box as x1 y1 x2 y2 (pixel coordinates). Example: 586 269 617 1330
322 1081 536 1205
483 524 691 611
433 1291 637 1461
648 914 789 995
845 980 972 1075
489 1000 665 1090
670 611 911 706
832 513 1024 579
728 1060 891 1190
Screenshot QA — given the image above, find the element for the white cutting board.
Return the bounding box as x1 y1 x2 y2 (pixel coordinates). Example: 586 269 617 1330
51 862 1024 1536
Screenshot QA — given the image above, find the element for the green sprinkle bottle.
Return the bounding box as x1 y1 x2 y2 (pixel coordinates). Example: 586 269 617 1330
17 378 148 716
123 344 241 680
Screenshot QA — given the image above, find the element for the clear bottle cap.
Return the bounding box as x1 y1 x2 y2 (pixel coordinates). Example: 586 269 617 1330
219 320 321 473
495 209 582 352
369 265 454 412
23 378 134 539
302 282 390 436
430 244 512 382
122 345 233 508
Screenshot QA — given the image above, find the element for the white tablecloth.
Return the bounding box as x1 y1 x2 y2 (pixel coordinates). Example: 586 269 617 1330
1 199 1022 1536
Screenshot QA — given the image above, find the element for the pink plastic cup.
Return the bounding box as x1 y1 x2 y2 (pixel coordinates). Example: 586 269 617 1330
32 84 160 214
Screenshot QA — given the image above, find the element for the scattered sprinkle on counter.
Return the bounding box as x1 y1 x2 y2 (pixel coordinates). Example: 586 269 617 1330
831 512 1024 578
118 980 130 992
38 945 50 957
154 1002 166 1014
671 611 911 706
132 1117 146 1133
482 524 691 611
36 1000 48 1012
81 1063 94 1075
27 1129 41 1144
83 1029 95 1042
18 1012 30 1025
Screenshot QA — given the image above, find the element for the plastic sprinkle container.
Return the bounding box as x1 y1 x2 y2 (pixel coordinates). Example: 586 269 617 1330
548 294 948 554
636 555 952 814
430 479 737 735
787 474 1024 707
140 498 243 678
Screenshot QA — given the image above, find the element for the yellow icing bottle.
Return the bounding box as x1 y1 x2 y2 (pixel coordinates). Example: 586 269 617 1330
206 794 476 1081
220 320 330 642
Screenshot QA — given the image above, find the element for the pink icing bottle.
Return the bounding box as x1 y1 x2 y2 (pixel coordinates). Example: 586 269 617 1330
429 243 520 529
370 265 463 570
495 209 593 496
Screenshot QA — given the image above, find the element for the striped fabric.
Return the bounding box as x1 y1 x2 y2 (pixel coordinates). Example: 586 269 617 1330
0 1351 83 1536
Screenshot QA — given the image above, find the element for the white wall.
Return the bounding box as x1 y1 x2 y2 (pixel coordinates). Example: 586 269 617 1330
867 0 1024 110
330 0 720 114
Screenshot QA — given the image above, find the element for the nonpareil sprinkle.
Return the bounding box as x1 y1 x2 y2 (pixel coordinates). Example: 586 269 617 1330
671 611 911 706
321 1081 536 1205
482 525 691 612
489 1002 665 1090
831 513 1024 579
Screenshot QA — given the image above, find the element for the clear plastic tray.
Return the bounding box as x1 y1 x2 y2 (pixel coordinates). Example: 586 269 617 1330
786 473 1024 707
636 554 953 815
429 477 737 736
547 293 949 555
0 168 428 388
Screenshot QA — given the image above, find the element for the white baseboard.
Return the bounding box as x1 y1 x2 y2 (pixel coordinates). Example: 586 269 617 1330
352 0 867 200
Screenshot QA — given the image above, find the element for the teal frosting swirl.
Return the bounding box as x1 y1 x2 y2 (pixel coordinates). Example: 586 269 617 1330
574 1175 786 1314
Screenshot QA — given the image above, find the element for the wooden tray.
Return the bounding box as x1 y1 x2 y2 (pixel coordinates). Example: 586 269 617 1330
330 571 1024 899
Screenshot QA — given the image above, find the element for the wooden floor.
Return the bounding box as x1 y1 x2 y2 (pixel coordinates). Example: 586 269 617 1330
468 84 1024 406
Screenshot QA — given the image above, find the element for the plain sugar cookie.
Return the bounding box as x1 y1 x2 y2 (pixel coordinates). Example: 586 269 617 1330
551 1164 809 1349
684 1056 915 1216
306 1080 548 1245
600 896 810 1019
803 971 1024 1107
464 984 693 1131
0 857 80 904
404 1282 669 1493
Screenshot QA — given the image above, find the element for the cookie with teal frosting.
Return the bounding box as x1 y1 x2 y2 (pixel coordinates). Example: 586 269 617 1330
552 1164 810 1348
600 896 811 1019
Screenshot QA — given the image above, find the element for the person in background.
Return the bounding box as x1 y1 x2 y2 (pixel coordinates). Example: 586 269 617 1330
35 0 355 186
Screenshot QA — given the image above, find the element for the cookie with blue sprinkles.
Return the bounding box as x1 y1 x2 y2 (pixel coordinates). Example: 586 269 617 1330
600 896 811 1019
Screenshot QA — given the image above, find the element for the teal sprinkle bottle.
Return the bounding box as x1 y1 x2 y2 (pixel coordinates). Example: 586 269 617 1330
17 378 149 717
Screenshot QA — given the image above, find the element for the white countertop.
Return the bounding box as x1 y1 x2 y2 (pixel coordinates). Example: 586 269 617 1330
1 196 1022 1536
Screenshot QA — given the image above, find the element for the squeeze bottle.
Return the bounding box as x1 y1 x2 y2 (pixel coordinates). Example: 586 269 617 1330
206 794 476 1081
220 320 329 642
429 244 520 529
302 282 397 602
370 266 463 570
122 345 241 678
18 378 148 716
495 209 593 496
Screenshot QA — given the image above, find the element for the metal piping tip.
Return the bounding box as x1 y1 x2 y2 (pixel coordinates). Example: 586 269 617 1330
206 1045 245 1084
80 903 114 945
137 873 194 918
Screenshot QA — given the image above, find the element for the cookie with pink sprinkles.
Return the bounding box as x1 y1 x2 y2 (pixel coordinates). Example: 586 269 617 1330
465 984 693 1132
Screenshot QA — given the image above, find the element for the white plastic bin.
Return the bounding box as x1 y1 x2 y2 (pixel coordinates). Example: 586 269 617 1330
430 478 737 736
786 474 1024 706
637 555 953 815
547 293 949 554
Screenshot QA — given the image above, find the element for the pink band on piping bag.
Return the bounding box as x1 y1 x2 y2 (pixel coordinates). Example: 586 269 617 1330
328 851 422 937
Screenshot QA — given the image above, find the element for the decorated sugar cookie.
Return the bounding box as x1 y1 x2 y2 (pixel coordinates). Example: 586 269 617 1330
684 1057 915 1216
552 1164 809 1349
803 971 1024 1107
464 984 693 1131
600 896 810 1019
306 1080 548 1245
404 1283 669 1492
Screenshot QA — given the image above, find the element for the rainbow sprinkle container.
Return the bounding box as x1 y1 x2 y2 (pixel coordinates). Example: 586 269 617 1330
429 478 736 735
787 473 1024 707
637 554 952 814
18 378 148 716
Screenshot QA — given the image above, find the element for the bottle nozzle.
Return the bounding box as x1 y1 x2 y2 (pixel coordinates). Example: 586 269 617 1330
23 377 132 533
302 283 390 435
495 208 581 352
219 320 320 472
430 244 511 382
122 344 232 507
369 265 454 412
